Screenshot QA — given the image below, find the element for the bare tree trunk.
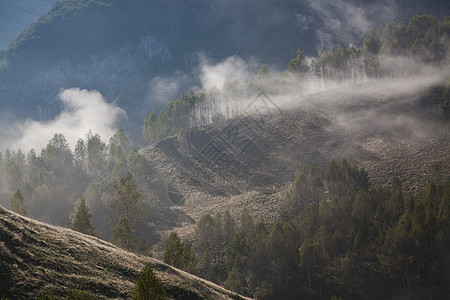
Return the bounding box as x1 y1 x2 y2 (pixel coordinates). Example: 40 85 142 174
307 264 312 298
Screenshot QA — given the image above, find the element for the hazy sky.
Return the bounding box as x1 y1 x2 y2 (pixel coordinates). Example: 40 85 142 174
0 0 59 49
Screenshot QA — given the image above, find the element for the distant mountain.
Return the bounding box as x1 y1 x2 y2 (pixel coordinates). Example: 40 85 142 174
0 0 311 137
0 0 59 48
0 205 249 299
0 0 448 142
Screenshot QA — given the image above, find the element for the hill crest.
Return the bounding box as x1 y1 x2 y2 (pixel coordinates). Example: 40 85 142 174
0 205 250 299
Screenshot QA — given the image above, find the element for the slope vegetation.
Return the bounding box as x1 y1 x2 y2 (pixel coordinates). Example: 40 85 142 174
0 206 249 299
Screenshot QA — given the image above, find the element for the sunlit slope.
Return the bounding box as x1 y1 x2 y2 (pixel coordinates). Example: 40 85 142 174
0 206 250 299
140 80 450 233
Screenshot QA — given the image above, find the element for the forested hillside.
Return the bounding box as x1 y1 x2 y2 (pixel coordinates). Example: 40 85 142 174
0 129 164 246
137 14 450 299
1 146 448 298
166 161 450 299
0 6 449 299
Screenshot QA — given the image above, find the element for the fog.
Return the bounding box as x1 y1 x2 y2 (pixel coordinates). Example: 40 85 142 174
0 88 125 152
1 0 446 155
199 55 260 90
148 72 198 106
3 55 445 155
300 0 396 50
0 0 447 238
182 52 449 132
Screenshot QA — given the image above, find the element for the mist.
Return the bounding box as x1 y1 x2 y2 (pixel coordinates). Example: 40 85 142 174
300 0 395 50
199 55 260 90
0 88 125 153
175 51 449 133
148 71 199 106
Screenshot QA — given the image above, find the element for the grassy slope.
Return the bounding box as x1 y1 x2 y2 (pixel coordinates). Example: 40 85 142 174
0 206 250 299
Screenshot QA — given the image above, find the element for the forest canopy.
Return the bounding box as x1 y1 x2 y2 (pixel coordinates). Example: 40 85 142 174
166 160 450 299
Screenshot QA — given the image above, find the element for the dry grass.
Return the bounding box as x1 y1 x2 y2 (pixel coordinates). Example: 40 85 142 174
0 206 251 299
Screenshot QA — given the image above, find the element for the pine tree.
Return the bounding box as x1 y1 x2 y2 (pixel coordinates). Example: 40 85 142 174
138 237 152 257
109 172 147 251
163 232 196 273
363 28 381 80
110 217 138 251
68 196 97 237
10 189 27 216
132 263 166 300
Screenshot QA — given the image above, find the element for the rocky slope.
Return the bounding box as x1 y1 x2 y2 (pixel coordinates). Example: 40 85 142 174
0 206 250 299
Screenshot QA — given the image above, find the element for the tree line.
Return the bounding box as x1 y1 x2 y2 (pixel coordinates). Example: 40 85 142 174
162 160 450 299
1 129 154 251
143 14 450 145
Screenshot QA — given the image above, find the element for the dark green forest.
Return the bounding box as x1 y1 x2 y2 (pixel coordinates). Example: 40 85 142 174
164 160 450 299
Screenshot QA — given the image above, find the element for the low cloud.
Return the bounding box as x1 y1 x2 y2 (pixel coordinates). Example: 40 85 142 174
199 55 257 90
145 55 258 108
3 88 125 152
148 71 197 105
295 13 314 31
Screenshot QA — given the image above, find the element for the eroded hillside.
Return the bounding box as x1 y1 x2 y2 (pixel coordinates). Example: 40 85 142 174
140 79 450 245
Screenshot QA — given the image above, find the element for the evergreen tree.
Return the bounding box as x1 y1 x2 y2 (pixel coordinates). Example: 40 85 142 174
287 49 309 75
74 139 87 172
110 216 138 251
109 128 130 165
132 263 166 300
143 111 159 144
163 232 197 273
68 196 97 237
10 189 27 216
86 131 108 178
41 133 73 177
287 49 310 96
109 172 147 251
362 28 381 80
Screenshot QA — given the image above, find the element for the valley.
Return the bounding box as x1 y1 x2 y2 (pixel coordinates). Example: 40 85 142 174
0 1 449 298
